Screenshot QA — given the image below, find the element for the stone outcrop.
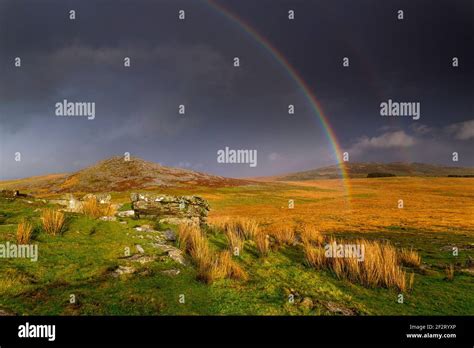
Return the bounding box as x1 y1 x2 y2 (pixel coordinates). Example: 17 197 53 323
131 193 209 225
117 210 135 218
49 194 83 212
49 193 116 213
0 190 17 198
83 193 111 203
0 190 27 199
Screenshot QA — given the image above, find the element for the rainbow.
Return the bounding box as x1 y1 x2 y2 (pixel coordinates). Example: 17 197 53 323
207 0 352 200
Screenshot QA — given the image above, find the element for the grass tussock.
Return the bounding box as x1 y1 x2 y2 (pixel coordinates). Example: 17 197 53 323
212 217 259 240
408 272 415 290
225 230 244 256
188 230 215 282
300 224 324 246
81 198 116 218
177 224 248 284
255 233 270 257
270 225 296 246
303 243 325 269
215 250 248 281
398 247 421 267
210 216 231 231
304 238 411 291
16 220 33 244
41 209 65 236
445 264 455 281
176 223 202 252
237 218 259 240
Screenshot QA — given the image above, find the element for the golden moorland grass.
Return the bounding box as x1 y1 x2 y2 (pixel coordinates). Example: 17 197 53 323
398 248 422 267
6 176 470 292
212 217 259 240
299 224 324 246
269 225 296 246
225 229 244 255
254 232 270 257
16 220 33 244
302 238 416 291
408 272 415 290
304 243 326 269
177 223 247 283
40 209 65 236
176 223 202 252
207 178 474 235
237 218 260 240
202 177 469 292
211 216 419 291
188 229 215 283
1 174 472 314
216 250 248 281
80 198 116 218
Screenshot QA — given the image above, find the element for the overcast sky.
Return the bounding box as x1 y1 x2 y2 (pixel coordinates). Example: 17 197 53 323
0 0 473 180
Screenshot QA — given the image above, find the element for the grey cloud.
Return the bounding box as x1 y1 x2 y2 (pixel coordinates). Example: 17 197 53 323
411 123 434 135
446 120 474 140
349 130 416 155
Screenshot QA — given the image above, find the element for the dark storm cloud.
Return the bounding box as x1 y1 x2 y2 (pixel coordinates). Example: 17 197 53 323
226 0 473 142
0 0 330 179
1 0 473 179
0 42 239 131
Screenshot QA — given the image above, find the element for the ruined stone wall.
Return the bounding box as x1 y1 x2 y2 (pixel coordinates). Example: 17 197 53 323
131 193 209 225
49 193 113 213
0 190 19 198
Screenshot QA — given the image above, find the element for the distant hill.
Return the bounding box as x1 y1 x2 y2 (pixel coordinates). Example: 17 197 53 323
263 162 474 181
0 156 246 194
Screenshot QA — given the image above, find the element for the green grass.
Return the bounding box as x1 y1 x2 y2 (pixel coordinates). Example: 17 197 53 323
0 197 473 315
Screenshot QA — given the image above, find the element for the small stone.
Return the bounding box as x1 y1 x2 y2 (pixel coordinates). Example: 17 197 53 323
162 269 180 276
130 255 156 264
162 229 177 241
151 243 175 252
112 265 136 277
168 249 187 265
99 216 116 221
136 244 145 254
325 301 356 316
159 217 200 226
134 225 155 232
117 210 135 218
